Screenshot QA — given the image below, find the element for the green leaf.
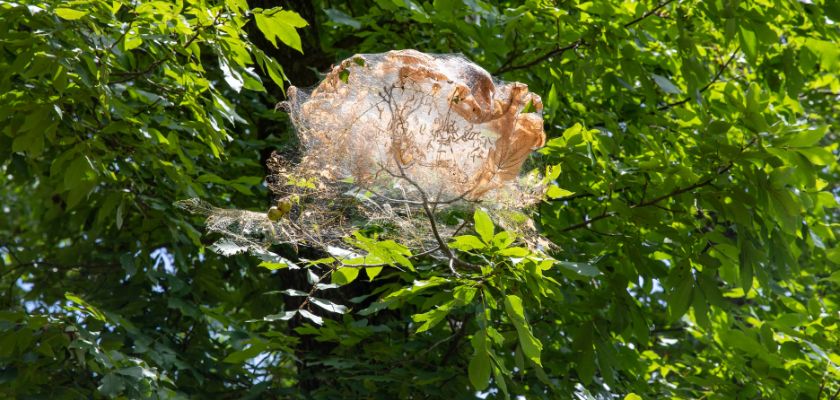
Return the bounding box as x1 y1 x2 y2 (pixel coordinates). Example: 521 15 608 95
768 188 801 223
219 57 244 92
324 8 361 29
504 295 542 365
255 50 287 89
707 120 732 135
65 292 107 322
804 38 840 69
452 286 477 305
12 129 45 156
254 9 308 53
563 123 582 140
797 147 836 166
332 267 359 285
64 156 95 188
499 247 529 257
223 342 267 363
310 297 348 314
66 180 96 210
365 266 383 280
281 289 308 297
824 270 840 284
259 261 288 270
123 31 142 51
577 345 595 384
779 126 827 147
55 8 88 20
468 330 491 390
492 358 510 397
115 200 125 229
449 235 486 251
298 309 324 325
652 74 682 94
720 329 764 356
739 26 757 63
557 261 601 278
97 373 125 397
474 209 494 243
263 311 297 321
412 306 450 333
546 185 575 199
116 366 148 379
492 231 515 249
667 264 694 321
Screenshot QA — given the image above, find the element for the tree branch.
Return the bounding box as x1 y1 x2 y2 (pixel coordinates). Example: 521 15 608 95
559 137 757 232
297 267 335 311
495 0 676 74
622 0 675 28
560 210 612 233
658 46 740 111
383 159 479 274
110 12 223 84
494 40 582 75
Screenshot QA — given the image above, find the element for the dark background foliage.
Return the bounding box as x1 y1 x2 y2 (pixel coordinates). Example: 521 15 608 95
1 0 839 399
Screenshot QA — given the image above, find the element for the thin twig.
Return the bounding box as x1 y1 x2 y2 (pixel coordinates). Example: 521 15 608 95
108 18 135 52
622 0 675 27
495 41 582 75
451 219 470 237
495 0 677 74
448 258 461 278
110 12 223 84
560 211 612 233
389 160 478 272
362 186 423 205
410 246 442 259
658 46 740 111
297 267 335 311
559 137 757 232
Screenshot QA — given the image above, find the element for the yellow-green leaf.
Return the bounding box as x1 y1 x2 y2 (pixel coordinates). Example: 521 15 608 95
504 295 542 365
253 9 308 53
546 185 575 199
473 209 494 243
55 8 88 20
332 267 359 285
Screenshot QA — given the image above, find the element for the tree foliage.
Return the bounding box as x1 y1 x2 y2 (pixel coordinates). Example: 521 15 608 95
1 0 839 399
